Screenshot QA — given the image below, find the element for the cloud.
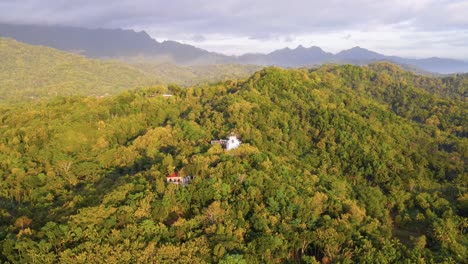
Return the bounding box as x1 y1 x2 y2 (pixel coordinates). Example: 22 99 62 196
0 0 466 59
191 34 206 42
248 33 280 41
284 36 295 43
1 0 465 33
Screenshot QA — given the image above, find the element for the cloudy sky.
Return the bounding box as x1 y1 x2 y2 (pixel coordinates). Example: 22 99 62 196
0 0 467 59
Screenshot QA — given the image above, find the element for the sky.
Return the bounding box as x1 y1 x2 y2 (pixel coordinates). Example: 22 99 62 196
0 0 467 59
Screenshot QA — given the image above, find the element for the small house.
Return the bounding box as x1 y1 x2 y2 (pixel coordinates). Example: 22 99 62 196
166 172 193 186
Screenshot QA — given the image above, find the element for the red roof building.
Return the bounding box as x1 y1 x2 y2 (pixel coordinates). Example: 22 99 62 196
167 172 178 178
166 172 193 186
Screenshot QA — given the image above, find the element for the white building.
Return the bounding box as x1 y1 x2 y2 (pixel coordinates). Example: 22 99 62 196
225 135 241 151
211 134 241 151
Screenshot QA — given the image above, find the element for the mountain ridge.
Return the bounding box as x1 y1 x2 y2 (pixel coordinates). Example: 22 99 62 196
0 22 229 64
1 23 467 74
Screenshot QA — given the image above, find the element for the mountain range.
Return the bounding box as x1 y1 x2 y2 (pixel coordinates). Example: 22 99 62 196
1 23 468 74
0 23 228 64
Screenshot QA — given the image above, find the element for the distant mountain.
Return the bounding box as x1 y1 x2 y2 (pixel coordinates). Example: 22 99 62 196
1 23 467 74
336 46 387 61
238 46 468 74
0 23 228 64
238 45 333 66
395 57 468 75
334 47 468 74
0 38 158 101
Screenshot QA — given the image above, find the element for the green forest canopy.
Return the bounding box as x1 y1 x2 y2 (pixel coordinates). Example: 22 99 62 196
0 63 466 263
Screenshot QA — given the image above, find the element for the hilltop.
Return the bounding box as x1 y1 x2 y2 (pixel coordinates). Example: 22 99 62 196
0 64 466 262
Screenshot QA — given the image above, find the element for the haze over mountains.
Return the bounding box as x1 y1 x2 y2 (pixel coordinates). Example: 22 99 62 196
1 23 468 74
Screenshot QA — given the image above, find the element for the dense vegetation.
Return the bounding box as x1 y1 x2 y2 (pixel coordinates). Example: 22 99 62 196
368 62 467 100
0 64 466 263
0 38 158 102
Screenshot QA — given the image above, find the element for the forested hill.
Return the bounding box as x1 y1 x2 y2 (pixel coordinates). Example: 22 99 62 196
366 62 467 101
0 38 261 102
0 65 466 262
0 38 158 102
